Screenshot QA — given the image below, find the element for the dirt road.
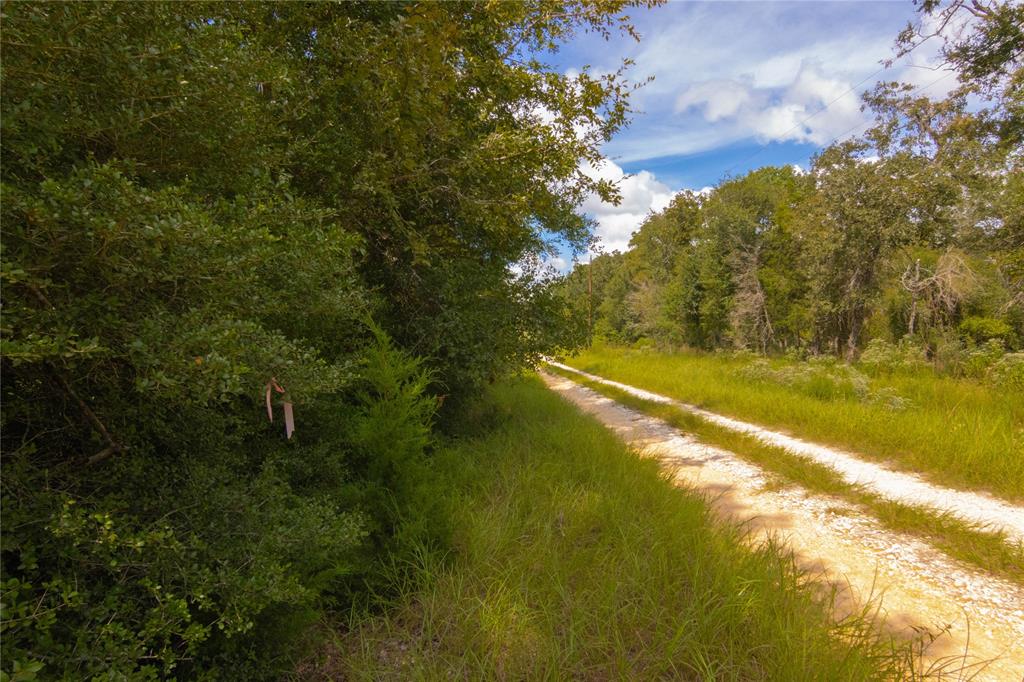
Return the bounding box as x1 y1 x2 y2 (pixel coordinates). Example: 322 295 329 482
546 361 1024 545
541 370 1024 681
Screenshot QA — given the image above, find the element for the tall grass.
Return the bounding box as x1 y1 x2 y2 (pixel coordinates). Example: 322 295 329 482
545 364 1024 586
307 377 915 680
564 346 1023 502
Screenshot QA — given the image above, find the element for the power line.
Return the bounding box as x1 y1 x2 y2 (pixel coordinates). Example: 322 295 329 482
717 62 957 180
823 69 958 148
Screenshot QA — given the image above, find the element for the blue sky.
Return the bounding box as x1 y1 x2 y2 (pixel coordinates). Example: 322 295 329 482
545 0 958 263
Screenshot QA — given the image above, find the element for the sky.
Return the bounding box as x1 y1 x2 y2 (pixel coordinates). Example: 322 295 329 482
545 0 959 267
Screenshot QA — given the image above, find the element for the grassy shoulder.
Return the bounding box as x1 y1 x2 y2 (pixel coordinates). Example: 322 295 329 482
562 346 1023 502
545 364 1024 587
307 376 914 680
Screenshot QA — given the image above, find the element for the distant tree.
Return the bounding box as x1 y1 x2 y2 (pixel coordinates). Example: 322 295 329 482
869 0 1023 344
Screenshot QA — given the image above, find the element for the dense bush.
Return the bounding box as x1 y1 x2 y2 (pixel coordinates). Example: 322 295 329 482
959 339 1010 378
737 356 913 410
1 319 445 679
959 315 1017 347
1 2 643 677
987 352 1024 390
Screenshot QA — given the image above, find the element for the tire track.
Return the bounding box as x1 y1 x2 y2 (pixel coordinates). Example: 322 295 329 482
546 361 1024 546
541 370 1024 681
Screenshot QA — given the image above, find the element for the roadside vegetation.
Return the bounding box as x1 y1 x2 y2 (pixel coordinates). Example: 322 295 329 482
1 0 1019 678
315 377 918 681
562 346 1023 501
545 363 1024 586
0 3 639 678
553 1 1023 501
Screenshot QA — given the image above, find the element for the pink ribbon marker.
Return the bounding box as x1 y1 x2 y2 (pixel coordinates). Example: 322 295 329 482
264 378 294 439
283 402 295 439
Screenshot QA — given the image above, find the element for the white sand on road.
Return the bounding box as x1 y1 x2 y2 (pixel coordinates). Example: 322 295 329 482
546 361 1024 546
542 371 1024 681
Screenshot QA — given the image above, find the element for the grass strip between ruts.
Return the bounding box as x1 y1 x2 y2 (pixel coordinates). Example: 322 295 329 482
544 363 1024 587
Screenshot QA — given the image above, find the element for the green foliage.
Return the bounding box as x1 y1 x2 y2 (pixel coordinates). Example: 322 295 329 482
738 356 914 411
563 0 1021 364
959 315 1016 345
1 1 651 676
0 327 444 679
564 168 824 353
960 338 1011 378
568 142 1020 361
333 378 912 680
859 338 930 375
987 352 1024 390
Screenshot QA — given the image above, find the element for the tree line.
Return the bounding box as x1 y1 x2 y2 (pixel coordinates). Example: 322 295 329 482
562 0 1022 367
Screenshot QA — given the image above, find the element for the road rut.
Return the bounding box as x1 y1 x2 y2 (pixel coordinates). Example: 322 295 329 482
541 370 1024 681
546 361 1024 546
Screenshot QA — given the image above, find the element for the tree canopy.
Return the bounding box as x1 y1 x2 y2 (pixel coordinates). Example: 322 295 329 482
564 0 1022 364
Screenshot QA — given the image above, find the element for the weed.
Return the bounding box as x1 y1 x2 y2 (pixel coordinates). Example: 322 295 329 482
546 364 1024 586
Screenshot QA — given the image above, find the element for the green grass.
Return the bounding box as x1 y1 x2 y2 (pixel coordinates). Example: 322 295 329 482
304 377 920 680
561 346 1024 502
545 364 1024 587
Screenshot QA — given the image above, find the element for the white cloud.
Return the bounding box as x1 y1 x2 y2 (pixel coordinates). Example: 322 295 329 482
600 124 744 168
580 159 676 253
675 80 751 121
565 2 958 165
674 62 868 146
545 255 569 273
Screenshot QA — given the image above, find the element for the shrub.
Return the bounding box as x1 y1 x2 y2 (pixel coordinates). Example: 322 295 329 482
737 356 913 409
858 337 928 375
961 339 1008 378
931 334 968 374
959 316 1016 346
1 325 440 680
986 353 1024 391
1 1 634 676
631 337 656 351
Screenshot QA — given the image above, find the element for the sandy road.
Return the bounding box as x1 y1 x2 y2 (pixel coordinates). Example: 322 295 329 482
541 371 1024 681
546 361 1024 546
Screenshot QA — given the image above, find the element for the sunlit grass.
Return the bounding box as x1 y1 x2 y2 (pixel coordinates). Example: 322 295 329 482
312 377 919 680
562 346 1023 502
545 364 1024 587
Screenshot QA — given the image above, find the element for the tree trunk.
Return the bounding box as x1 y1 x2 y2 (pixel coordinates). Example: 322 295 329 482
846 312 863 362
907 259 920 337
